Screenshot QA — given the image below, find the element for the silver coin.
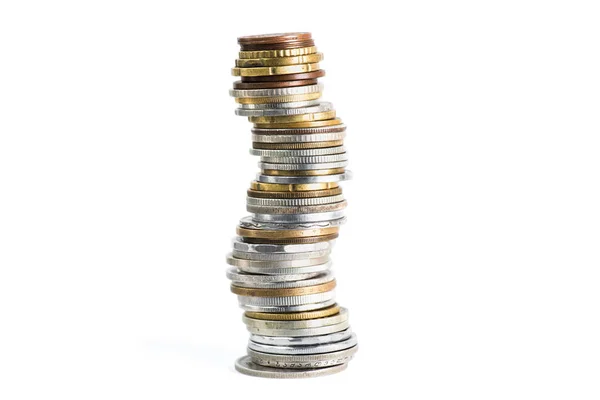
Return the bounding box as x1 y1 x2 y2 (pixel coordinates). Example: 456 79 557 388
230 84 323 98
234 355 347 379
236 261 332 275
248 200 347 214
249 146 345 157
252 124 346 134
226 267 321 284
238 100 321 110
238 291 336 308
241 298 336 313
248 345 357 369
259 161 348 171
246 319 349 337
238 216 346 231
256 171 352 184
243 307 347 330
250 328 353 346
252 131 346 143
232 238 334 253
230 271 334 289
236 102 333 117
247 333 357 355
232 248 330 261
247 194 344 208
227 253 329 268
251 210 346 224
260 153 348 164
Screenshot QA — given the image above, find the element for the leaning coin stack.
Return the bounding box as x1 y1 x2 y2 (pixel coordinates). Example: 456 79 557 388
226 33 357 379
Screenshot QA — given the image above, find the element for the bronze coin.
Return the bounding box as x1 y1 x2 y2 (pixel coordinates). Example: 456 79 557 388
241 70 325 82
240 40 315 51
246 187 343 199
240 233 339 245
237 32 312 45
233 79 319 90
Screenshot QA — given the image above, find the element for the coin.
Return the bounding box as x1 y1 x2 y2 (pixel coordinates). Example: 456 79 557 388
235 92 321 104
252 140 345 150
241 70 325 82
234 355 347 379
238 46 317 59
249 110 336 124
253 118 342 129
245 304 340 321
232 63 321 77
262 168 346 176
247 333 357 355
240 40 316 51
231 280 336 297
236 53 323 68
230 83 323 98
233 78 318 90
243 307 347 330
250 328 352 346
247 187 342 199
237 33 313 45
248 345 357 369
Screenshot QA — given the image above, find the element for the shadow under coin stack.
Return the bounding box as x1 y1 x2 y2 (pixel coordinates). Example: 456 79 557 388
226 33 358 379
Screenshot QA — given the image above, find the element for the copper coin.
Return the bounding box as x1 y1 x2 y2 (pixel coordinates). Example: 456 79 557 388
240 233 339 245
241 70 325 83
237 32 312 45
240 40 315 51
233 79 319 90
247 187 343 199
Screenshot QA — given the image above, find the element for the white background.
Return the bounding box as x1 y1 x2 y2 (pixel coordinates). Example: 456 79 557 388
1 1 599 398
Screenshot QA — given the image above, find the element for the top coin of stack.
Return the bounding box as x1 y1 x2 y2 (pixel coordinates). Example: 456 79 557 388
227 32 356 379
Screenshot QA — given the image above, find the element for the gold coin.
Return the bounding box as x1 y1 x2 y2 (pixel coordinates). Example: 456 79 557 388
232 63 321 77
262 168 345 176
250 181 339 192
247 187 343 199
231 280 336 297
236 225 339 240
249 110 336 124
236 92 321 104
245 304 340 321
253 118 343 129
241 233 339 245
252 140 344 150
239 46 317 59
236 53 323 67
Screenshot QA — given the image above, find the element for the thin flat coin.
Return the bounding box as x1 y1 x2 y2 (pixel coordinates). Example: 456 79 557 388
238 33 312 45
241 70 325 82
238 46 317 59
230 83 322 98
252 140 344 150
250 329 353 346
253 118 342 129
247 334 357 355
236 53 323 68
248 345 357 369
243 307 348 330
234 355 347 379
231 280 336 297
262 168 346 176
246 187 342 199
233 78 318 90
249 181 338 191
232 63 320 77
235 92 321 104
249 110 336 124
240 40 315 51
245 304 340 321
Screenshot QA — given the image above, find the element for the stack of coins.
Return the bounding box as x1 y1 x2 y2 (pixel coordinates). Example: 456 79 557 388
226 32 357 379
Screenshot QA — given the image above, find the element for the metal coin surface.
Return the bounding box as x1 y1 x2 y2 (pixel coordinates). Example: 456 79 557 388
234 355 347 379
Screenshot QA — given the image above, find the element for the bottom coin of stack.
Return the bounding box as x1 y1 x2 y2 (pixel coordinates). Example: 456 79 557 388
226 235 358 378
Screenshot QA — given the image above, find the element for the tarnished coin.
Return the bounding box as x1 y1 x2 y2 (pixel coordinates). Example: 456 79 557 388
243 307 348 330
235 355 347 379
235 53 323 68
238 46 317 60
247 333 357 355
248 345 357 369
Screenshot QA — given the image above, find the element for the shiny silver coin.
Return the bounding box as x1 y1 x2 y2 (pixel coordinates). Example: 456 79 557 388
230 271 334 289
255 171 352 184
249 146 345 157
248 345 358 369
252 131 346 143
246 194 344 207
226 267 322 285
250 328 353 346
243 307 347 330
238 99 320 109
259 160 348 171
232 248 330 261
230 84 323 98
226 253 329 268
238 216 346 231
260 153 348 164
247 200 347 214
236 102 333 117
246 319 349 337
240 298 337 313
247 333 357 355
251 210 346 224
234 355 347 379
238 291 336 308
252 124 346 134
232 238 334 254
236 261 332 275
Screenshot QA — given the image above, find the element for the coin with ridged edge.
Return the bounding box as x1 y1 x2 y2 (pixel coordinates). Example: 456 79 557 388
235 355 347 379
245 304 340 321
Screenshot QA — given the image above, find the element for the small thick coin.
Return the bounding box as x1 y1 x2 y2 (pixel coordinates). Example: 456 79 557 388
251 131 346 143
245 304 340 321
245 319 349 337
235 260 332 276
248 200 347 214
249 145 345 157
251 210 346 224
231 280 336 297
240 298 337 313
231 248 330 261
235 53 323 68
240 70 325 82
253 118 342 129
235 92 321 104
247 187 342 199
232 238 334 253
255 171 353 184
246 194 344 207
234 355 347 379
232 63 321 77
236 102 333 117
258 161 348 171
238 46 317 59
230 271 334 289
249 110 336 124
226 253 330 269
237 99 320 109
